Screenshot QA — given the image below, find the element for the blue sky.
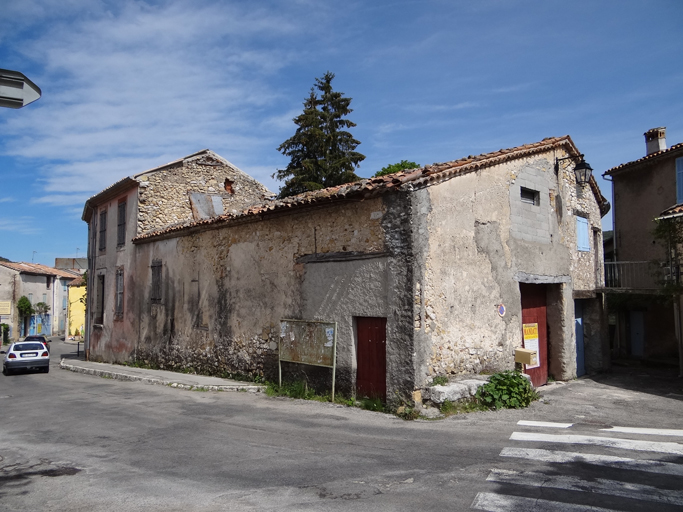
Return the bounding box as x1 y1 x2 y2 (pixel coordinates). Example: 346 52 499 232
1 0 681 265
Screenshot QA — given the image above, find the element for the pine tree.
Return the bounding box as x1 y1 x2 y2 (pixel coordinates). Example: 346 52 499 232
274 72 365 198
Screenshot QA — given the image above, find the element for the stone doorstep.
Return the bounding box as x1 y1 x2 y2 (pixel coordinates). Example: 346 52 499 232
424 373 534 404
59 361 265 393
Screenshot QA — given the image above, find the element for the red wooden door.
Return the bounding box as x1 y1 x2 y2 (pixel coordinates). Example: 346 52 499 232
356 317 387 401
520 283 548 387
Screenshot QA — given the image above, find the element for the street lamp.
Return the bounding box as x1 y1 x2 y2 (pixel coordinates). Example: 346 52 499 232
0 69 41 109
555 154 593 185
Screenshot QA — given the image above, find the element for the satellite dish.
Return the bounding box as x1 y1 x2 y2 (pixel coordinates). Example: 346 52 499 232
0 68 42 109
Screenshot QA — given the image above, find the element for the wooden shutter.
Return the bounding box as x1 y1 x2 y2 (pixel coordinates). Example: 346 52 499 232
576 217 590 251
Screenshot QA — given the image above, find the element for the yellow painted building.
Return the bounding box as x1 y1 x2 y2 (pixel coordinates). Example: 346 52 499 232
67 277 86 338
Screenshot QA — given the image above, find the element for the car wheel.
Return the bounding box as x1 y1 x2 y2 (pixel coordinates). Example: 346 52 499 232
3 365 11 376
43 366 50 374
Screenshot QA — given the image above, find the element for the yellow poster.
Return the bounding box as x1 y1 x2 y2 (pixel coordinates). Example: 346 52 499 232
0 301 10 315
522 322 540 369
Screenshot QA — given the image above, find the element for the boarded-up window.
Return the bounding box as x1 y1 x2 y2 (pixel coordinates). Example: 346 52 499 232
576 216 590 252
117 201 126 247
98 210 107 251
151 260 162 304
115 268 124 317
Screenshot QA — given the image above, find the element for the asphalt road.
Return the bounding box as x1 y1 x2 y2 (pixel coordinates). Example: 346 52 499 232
1 338 682 511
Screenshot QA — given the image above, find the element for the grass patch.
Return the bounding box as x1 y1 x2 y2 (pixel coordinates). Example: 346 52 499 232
432 375 449 386
439 398 488 416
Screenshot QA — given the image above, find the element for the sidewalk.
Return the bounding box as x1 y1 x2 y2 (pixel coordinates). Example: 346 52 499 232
59 359 266 392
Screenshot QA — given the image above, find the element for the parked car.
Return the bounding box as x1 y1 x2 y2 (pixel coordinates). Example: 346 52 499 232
23 334 50 351
2 341 50 375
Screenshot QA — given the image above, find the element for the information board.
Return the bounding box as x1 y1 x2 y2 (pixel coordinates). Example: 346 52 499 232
0 301 11 315
279 319 337 400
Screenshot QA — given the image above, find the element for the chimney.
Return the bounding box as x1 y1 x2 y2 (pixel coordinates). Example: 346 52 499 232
644 127 666 155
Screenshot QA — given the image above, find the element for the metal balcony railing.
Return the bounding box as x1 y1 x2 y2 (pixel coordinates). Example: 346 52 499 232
603 261 680 290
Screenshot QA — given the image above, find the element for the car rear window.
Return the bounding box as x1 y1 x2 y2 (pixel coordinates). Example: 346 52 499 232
24 336 44 341
14 343 45 351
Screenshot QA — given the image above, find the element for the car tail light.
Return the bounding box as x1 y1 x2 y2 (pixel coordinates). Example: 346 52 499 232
8 353 16 359
41 351 49 357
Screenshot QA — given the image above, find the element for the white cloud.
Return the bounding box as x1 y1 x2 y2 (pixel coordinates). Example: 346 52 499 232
0 0 322 208
0 217 42 235
0 198 16 203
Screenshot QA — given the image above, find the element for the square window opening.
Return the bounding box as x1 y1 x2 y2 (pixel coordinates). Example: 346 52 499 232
521 187 540 206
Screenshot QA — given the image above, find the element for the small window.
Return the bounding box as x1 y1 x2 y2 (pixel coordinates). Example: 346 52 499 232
28 293 33 304
62 297 67 310
576 216 590 252
99 210 107 251
117 201 127 247
42 293 47 304
520 187 540 206
46 276 51 289
151 260 162 304
115 268 124 317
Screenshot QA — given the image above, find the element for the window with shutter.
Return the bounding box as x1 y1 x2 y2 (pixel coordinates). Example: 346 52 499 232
576 216 590 252
115 268 124 317
151 260 162 304
117 201 127 247
99 210 107 251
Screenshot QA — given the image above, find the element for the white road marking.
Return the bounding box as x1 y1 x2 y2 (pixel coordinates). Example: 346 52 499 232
487 468 683 506
510 431 683 455
517 420 572 429
471 492 619 512
601 426 683 437
500 447 683 477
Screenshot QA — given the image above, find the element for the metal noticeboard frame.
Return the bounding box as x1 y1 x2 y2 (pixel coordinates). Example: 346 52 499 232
279 319 338 401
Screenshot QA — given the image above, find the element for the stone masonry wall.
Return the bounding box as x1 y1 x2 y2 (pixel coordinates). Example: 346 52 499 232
418 149 604 384
136 152 272 236
130 198 387 382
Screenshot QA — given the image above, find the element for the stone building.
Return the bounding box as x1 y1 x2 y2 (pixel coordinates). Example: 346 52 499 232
83 137 609 402
603 127 683 362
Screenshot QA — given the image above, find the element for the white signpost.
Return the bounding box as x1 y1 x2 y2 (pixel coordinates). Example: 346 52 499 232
0 69 41 109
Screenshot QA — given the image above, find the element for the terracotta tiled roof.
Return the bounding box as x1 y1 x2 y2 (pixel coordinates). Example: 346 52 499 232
657 203 683 220
134 136 608 243
603 142 683 176
68 275 86 286
0 261 81 278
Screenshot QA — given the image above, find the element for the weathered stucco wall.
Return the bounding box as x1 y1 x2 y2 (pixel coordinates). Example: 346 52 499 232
418 151 604 384
123 198 393 391
136 153 272 235
89 185 141 362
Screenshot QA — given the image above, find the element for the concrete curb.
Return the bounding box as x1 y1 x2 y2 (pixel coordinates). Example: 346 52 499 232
59 360 266 393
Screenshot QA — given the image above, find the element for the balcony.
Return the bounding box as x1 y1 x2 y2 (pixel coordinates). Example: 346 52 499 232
603 261 680 292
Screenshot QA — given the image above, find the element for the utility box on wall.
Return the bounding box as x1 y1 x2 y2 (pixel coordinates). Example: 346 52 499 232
514 348 538 366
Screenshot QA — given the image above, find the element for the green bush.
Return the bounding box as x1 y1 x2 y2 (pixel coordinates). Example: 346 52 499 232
475 370 539 410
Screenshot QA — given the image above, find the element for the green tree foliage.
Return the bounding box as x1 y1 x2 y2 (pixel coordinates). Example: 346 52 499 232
373 160 420 178
34 302 50 315
274 72 365 198
0 256 10 262
17 296 34 318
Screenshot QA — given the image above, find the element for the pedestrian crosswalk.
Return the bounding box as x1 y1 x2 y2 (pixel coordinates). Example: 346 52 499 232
471 420 683 511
